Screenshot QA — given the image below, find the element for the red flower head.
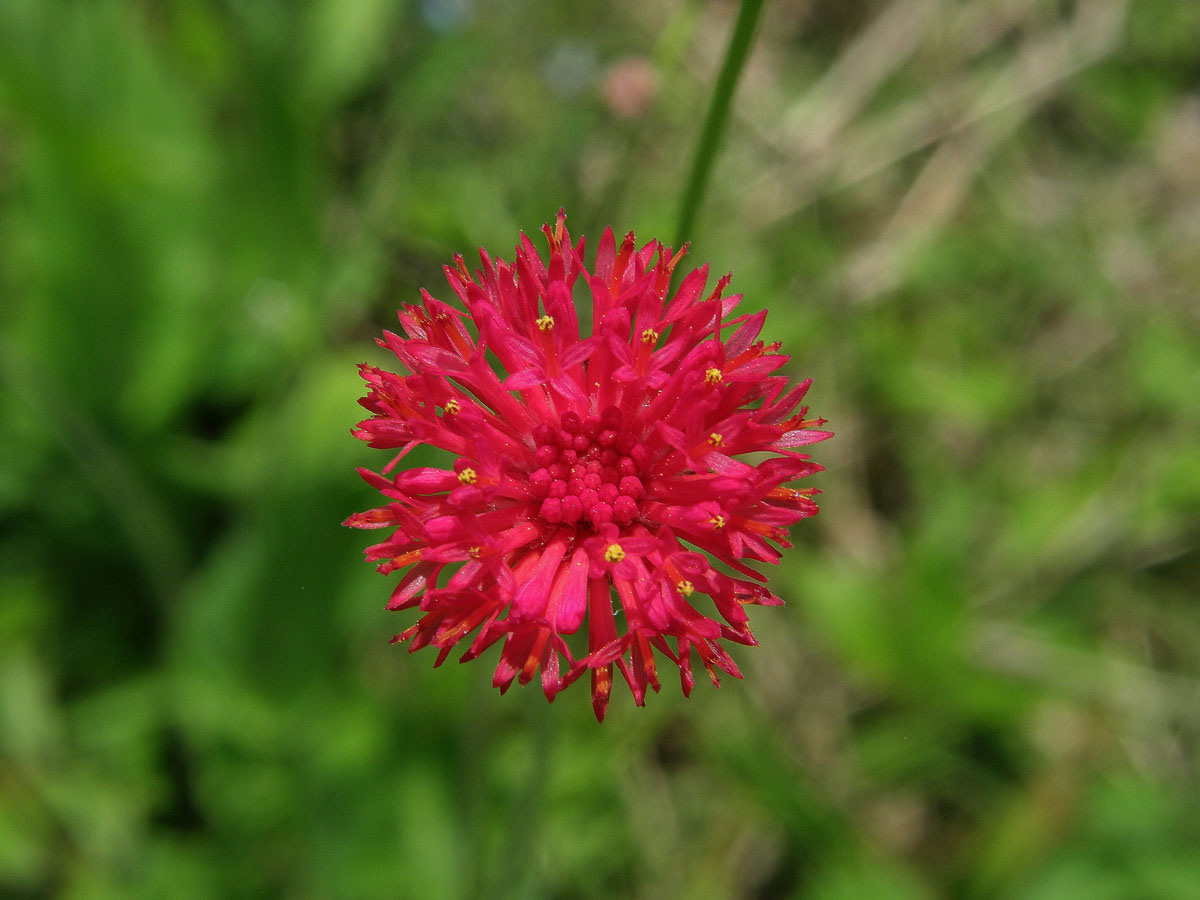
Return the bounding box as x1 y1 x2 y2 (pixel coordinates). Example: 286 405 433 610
345 212 831 721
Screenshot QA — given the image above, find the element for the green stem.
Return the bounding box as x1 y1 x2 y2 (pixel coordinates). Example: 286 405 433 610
674 0 768 248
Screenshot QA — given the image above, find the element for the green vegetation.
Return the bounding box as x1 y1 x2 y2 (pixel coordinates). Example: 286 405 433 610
2 1 1198 897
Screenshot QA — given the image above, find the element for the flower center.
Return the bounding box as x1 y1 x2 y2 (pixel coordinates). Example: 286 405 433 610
528 408 649 529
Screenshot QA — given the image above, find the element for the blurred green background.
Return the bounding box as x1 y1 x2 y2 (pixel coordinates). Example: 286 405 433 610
2 0 1199 897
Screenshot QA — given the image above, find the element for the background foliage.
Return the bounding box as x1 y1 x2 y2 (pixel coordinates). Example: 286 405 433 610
2 1 1199 897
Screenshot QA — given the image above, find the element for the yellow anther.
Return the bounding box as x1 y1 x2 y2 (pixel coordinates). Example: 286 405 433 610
704 367 723 386
709 514 726 530
640 328 660 345
707 432 723 448
444 399 461 415
536 314 555 332
467 546 481 559
457 467 477 485
677 580 694 596
604 543 626 563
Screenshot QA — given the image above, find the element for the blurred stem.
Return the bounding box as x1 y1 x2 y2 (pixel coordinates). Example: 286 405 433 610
674 0 767 247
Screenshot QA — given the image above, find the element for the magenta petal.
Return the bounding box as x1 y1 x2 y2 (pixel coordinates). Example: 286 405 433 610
510 536 569 621
776 429 834 447
503 367 547 391
550 548 590 634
